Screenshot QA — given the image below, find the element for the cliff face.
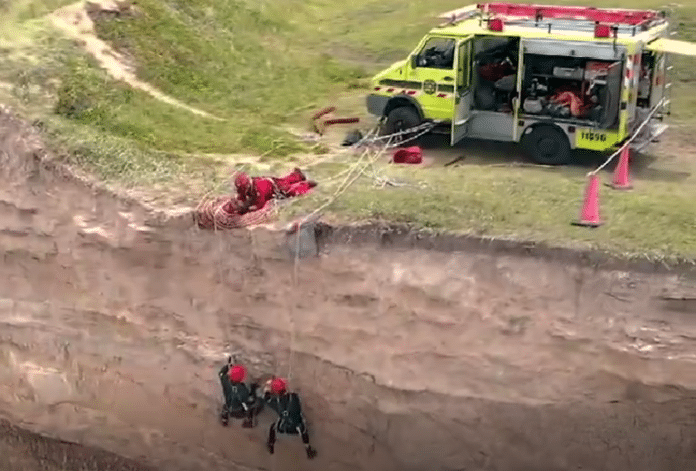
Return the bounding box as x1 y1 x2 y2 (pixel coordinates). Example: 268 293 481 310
2 108 696 471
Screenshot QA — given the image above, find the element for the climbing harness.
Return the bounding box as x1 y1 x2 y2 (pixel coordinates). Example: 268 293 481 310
230 385 250 412
279 409 290 430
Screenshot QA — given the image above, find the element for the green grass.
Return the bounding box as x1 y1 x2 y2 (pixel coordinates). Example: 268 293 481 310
2 0 696 257
282 155 696 259
0 0 75 22
87 0 368 139
0 0 367 190
53 54 304 156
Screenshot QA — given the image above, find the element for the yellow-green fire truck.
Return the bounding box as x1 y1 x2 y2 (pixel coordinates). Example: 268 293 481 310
366 2 696 165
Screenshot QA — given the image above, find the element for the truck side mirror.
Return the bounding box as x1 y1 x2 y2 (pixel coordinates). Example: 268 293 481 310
411 54 418 69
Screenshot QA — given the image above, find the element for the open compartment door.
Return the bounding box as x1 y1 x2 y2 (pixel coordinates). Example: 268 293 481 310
597 60 622 129
451 35 474 146
646 38 696 57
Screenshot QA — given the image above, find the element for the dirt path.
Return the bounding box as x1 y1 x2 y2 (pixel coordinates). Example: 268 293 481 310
49 0 224 121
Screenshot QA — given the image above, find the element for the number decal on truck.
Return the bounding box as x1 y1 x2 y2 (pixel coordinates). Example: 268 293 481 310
580 131 607 142
576 129 617 151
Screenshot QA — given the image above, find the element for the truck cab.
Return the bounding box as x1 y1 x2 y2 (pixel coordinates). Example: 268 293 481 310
366 3 696 165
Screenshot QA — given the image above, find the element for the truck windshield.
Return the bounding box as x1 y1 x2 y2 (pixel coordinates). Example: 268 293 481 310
416 37 456 69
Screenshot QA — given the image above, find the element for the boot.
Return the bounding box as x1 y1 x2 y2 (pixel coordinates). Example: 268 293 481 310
306 446 317 459
292 167 306 181
219 408 229 427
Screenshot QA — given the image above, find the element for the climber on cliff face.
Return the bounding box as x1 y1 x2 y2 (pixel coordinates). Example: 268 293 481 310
263 377 317 459
228 168 316 215
218 358 263 428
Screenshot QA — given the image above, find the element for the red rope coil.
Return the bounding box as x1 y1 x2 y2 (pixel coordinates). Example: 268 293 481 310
194 196 276 230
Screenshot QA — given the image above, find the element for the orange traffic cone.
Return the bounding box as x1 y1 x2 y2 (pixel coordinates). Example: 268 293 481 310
610 146 633 190
573 173 603 227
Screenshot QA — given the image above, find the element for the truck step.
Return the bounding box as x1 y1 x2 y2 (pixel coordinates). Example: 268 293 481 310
430 127 451 135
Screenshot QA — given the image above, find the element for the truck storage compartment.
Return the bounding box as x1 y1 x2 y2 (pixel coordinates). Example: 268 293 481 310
472 36 520 113
520 53 622 129
637 51 655 109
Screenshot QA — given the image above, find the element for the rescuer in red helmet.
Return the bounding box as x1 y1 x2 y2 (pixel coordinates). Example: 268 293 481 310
230 172 268 215
263 377 317 459
230 168 313 215
218 357 263 428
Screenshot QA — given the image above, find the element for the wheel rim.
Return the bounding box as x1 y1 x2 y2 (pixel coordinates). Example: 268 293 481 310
537 136 559 158
392 119 409 144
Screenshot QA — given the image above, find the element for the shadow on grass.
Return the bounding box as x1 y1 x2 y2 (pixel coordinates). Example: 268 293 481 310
415 133 691 183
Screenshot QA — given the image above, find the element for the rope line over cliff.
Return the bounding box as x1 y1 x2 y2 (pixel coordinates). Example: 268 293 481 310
285 227 301 382
282 133 397 382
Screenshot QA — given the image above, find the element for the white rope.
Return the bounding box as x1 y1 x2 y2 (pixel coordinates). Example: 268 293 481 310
301 136 395 225
212 126 403 386
590 98 666 175
282 135 395 383
305 120 436 177
277 121 428 383
285 226 301 382
367 121 438 146
215 224 227 346
287 124 427 212
317 144 373 183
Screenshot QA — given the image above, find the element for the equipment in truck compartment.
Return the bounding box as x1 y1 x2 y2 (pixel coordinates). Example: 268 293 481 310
520 55 618 124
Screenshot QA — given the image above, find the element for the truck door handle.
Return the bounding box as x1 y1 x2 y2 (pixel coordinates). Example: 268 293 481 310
443 76 454 81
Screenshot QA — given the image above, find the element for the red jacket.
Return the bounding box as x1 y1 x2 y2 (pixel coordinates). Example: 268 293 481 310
250 177 275 210
233 169 312 214
272 168 306 193
234 177 275 214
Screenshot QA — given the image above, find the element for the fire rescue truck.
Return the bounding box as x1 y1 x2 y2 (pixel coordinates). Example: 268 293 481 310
366 3 696 165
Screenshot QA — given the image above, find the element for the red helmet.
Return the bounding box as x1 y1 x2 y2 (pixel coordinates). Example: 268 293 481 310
228 365 247 383
270 377 288 394
234 172 251 190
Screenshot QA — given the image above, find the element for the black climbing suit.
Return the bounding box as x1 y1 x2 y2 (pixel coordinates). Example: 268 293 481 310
218 364 261 428
263 391 317 459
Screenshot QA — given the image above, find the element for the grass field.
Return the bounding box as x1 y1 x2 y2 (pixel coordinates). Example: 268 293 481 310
1 0 696 258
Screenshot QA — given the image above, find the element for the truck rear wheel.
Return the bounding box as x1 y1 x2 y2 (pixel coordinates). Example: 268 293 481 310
383 106 421 146
521 125 571 166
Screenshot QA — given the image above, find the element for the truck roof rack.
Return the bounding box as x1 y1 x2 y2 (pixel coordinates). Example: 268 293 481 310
438 4 481 25
437 2 666 31
478 3 661 26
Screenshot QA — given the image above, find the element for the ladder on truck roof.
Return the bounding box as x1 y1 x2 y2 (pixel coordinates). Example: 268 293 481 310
438 3 667 35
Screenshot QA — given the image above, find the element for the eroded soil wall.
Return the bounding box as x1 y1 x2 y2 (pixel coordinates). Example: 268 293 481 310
3 109 696 471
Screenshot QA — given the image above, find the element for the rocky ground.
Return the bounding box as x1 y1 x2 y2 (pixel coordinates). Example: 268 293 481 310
0 419 156 471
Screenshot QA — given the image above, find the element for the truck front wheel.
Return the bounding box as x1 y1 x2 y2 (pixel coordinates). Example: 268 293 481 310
383 106 421 146
521 125 572 166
